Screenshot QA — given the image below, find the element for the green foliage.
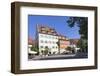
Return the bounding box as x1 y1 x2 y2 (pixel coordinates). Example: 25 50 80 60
31 46 39 52
44 46 49 55
67 17 88 52
65 46 72 51
77 39 88 52
67 17 88 40
77 39 87 48
65 46 75 53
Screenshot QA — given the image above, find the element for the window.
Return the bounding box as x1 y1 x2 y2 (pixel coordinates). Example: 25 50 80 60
41 46 43 48
49 36 51 38
56 46 58 48
40 35 43 37
53 41 55 44
47 36 49 38
45 35 47 38
41 40 43 43
52 46 55 48
45 41 47 43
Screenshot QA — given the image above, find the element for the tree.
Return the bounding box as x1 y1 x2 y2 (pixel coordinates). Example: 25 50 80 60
65 46 72 51
44 46 49 55
31 46 39 53
67 17 88 52
65 46 75 54
67 17 88 39
77 39 88 52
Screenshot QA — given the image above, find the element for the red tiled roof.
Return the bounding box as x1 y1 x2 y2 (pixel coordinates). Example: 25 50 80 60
36 24 68 40
70 39 80 45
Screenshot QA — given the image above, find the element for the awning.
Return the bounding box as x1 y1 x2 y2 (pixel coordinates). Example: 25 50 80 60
28 50 37 54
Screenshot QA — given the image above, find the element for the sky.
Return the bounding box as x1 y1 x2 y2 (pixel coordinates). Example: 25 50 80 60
28 15 81 40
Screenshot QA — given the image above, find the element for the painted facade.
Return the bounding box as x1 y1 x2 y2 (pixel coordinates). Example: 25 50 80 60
38 33 59 54
36 24 70 55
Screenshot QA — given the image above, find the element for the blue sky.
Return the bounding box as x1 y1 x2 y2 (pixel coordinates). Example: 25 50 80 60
28 15 81 39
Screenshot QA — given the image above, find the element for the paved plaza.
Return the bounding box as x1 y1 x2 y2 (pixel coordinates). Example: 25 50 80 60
29 52 88 60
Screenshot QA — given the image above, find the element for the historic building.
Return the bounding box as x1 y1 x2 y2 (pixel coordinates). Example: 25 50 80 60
70 39 79 47
36 24 59 55
35 24 70 55
58 35 70 53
